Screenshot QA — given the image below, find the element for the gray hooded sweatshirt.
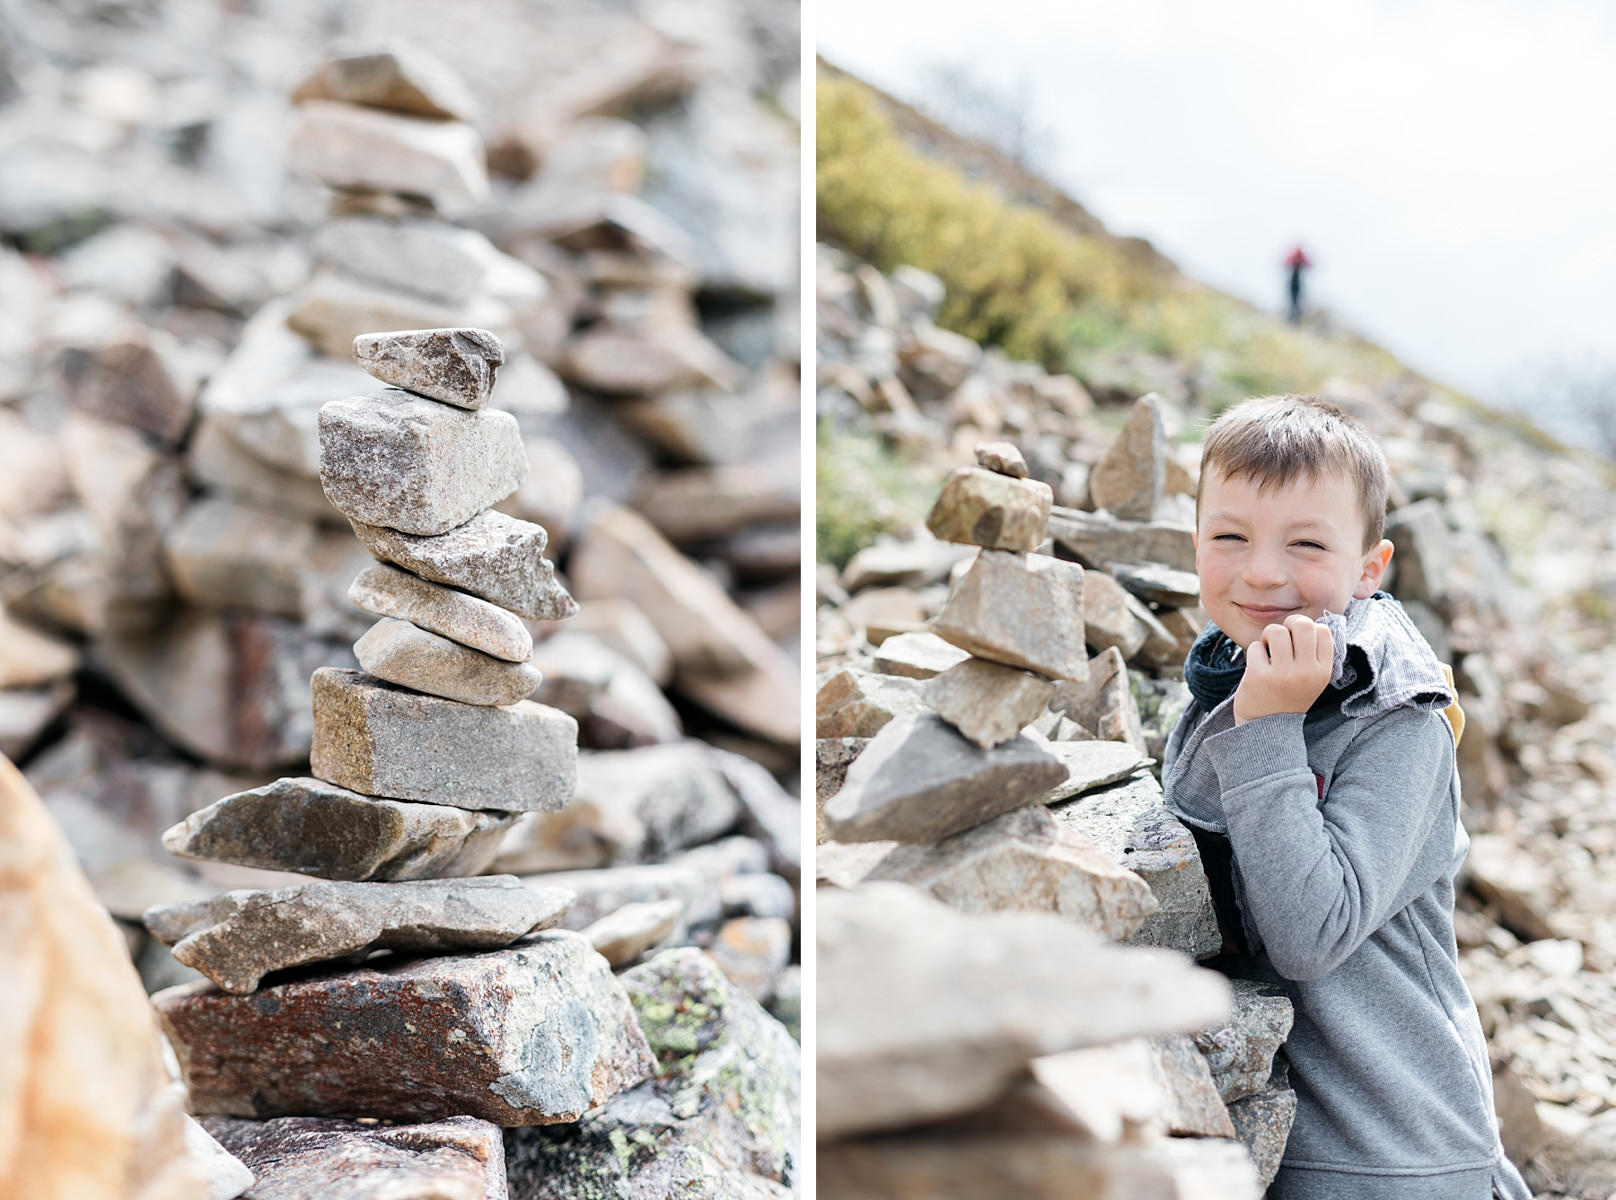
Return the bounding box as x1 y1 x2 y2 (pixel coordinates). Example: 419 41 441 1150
1163 595 1530 1200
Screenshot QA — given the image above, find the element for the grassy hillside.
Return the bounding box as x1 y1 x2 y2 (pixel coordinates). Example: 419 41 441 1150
817 65 1450 415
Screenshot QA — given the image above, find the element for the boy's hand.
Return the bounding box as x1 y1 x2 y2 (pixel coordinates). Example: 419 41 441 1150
1233 614 1335 724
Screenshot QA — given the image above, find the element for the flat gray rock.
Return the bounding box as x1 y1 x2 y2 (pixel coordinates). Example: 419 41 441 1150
162 776 515 882
870 631 971 679
819 1131 1259 1199
203 1115 504 1200
310 668 577 812
1048 506 1197 574
157 932 654 1126
821 713 1069 844
352 510 577 620
355 618 541 706
353 328 504 410
1041 739 1154 803
817 883 1231 1140
348 563 532 662
505 949 799 1199
864 804 1158 940
144 876 574 994
317 390 525 535
286 101 487 212
315 219 499 307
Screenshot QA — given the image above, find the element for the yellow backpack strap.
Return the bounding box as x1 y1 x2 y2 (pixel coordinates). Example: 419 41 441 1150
1439 663 1464 748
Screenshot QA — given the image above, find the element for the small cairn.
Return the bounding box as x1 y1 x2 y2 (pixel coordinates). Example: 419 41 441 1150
145 328 655 1177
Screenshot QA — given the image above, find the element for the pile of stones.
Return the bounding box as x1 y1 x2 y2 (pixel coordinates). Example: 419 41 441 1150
816 429 1295 1191
0 36 799 999
136 326 800 1197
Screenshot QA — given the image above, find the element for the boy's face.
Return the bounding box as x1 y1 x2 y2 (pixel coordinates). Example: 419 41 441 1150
1195 466 1394 649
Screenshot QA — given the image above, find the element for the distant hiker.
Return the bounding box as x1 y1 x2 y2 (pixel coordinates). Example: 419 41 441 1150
1284 245 1312 324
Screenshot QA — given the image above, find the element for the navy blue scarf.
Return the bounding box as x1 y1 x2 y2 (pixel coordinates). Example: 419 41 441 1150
1183 592 1395 713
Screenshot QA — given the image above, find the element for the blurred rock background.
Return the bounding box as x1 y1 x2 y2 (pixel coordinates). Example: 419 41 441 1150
815 62 1616 1200
0 0 799 1072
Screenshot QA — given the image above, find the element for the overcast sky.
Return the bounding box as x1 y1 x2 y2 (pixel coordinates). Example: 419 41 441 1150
816 0 1616 430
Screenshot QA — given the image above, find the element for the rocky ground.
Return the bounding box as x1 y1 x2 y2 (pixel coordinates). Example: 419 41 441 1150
815 242 1616 1198
0 3 800 1197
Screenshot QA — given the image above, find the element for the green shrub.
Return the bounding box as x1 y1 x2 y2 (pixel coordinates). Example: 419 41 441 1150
815 421 938 567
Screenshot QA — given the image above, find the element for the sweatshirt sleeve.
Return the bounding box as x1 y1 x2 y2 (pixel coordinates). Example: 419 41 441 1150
1205 707 1457 982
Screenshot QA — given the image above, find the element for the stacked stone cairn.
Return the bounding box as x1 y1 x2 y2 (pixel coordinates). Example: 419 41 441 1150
141 327 661 1193
816 422 1297 1192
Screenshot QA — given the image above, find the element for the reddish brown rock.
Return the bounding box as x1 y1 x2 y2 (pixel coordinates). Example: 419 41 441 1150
204 1114 504 1200
154 931 655 1126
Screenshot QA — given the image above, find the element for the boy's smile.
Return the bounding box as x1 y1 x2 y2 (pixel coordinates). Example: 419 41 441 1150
1195 467 1394 649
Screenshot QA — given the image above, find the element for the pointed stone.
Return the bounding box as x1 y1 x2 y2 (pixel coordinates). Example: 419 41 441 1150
817 883 1231 1140
816 667 929 739
1090 394 1167 520
925 467 1052 550
317 390 525 535
927 658 1055 748
1051 775 1221 958
161 776 514 882
348 563 532 662
144 876 574 995
310 668 577 812
182 1116 255 1200
155 932 655 1126
1053 646 1146 752
822 714 1068 845
203 1115 504 1200
287 101 488 211
352 509 577 620
353 327 504 410
354 618 541 706
931 550 1088 681
292 48 479 122
1082 570 1148 659
865 803 1157 938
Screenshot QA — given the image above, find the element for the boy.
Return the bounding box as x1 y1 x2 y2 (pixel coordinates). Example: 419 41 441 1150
1162 395 1530 1199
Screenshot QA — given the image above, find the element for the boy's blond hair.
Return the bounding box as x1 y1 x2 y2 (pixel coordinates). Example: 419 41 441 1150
1197 394 1389 549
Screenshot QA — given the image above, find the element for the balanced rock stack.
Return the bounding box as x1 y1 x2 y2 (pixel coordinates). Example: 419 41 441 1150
144 327 658 1190
815 427 1295 1190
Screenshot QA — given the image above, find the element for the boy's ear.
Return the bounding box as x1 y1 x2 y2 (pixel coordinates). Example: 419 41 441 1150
1353 538 1394 598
